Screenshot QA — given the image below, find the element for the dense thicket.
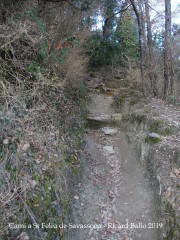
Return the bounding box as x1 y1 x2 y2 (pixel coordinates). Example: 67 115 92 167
0 1 90 239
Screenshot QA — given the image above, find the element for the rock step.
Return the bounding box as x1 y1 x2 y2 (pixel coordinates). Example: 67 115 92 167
101 127 118 135
86 113 122 123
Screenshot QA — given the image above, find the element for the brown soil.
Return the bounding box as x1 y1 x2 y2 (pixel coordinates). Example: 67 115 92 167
67 92 162 240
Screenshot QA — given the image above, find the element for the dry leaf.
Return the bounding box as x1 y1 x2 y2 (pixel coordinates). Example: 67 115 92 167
170 168 180 178
108 190 114 199
73 155 78 161
74 195 79 200
170 172 176 178
35 158 41 164
29 179 37 188
3 138 9 145
174 168 180 177
18 141 30 151
21 143 30 151
60 228 63 237
167 187 173 198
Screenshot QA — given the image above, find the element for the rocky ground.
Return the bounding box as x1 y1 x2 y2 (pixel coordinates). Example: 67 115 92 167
66 92 164 240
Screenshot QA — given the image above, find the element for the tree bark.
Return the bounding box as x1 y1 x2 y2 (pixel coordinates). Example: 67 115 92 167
144 0 157 96
164 0 173 97
102 0 116 39
0 2 6 24
129 0 146 95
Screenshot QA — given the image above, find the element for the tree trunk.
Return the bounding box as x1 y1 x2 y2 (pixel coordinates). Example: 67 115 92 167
164 0 173 97
144 0 157 96
102 0 116 39
129 0 146 95
0 8 6 24
38 0 47 14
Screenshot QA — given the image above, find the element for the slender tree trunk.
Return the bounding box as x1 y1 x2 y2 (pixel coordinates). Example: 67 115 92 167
103 18 113 39
102 0 116 39
144 0 157 96
103 0 129 39
129 0 146 95
138 0 147 53
38 0 47 14
164 0 173 97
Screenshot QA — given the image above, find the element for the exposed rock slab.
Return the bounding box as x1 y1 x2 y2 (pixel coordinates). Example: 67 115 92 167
148 132 161 139
146 132 161 144
86 113 122 123
103 146 115 155
101 127 118 135
87 114 111 123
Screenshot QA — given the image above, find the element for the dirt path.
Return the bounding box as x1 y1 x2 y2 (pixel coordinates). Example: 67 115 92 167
67 92 161 240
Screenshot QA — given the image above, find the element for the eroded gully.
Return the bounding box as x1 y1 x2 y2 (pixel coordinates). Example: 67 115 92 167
66 92 161 240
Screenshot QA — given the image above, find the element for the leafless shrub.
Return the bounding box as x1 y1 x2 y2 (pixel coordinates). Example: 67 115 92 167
0 1 89 239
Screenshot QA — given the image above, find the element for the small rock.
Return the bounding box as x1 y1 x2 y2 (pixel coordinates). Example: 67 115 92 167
102 127 118 135
108 190 115 199
173 168 180 177
103 146 115 155
167 187 173 198
74 195 79 200
148 133 161 139
29 179 37 188
146 133 161 144
18 142 30 151
3 138 9 145
78 183 82 187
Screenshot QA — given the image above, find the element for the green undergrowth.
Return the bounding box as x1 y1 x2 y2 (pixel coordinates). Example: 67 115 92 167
163 199 180 240
127 113 177 137
0 2 89 239
149 119 175 136
113 91 177 137
0 80 88 239
114 95 125 111
113 88 144 112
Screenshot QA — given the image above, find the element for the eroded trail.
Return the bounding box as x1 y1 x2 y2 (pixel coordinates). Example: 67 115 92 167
67 92 161 240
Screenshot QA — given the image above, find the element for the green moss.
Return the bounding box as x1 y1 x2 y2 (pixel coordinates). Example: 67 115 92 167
162 127 175 136
144 107 151 113
167 223 175 240
65 83 88 104
149 120 163 132
5 160 18 176
113 95 125 110
164 200 179 240
129 99 138 105
150 119 176 136
145 136 161 144
75 133 85 148
61 193 70 217
66 162 80 174
135 114 147 125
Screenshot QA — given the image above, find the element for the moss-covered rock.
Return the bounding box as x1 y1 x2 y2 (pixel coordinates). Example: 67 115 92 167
145 133 162 144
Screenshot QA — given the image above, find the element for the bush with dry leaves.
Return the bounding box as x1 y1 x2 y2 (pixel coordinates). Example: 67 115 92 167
0 1 90 239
